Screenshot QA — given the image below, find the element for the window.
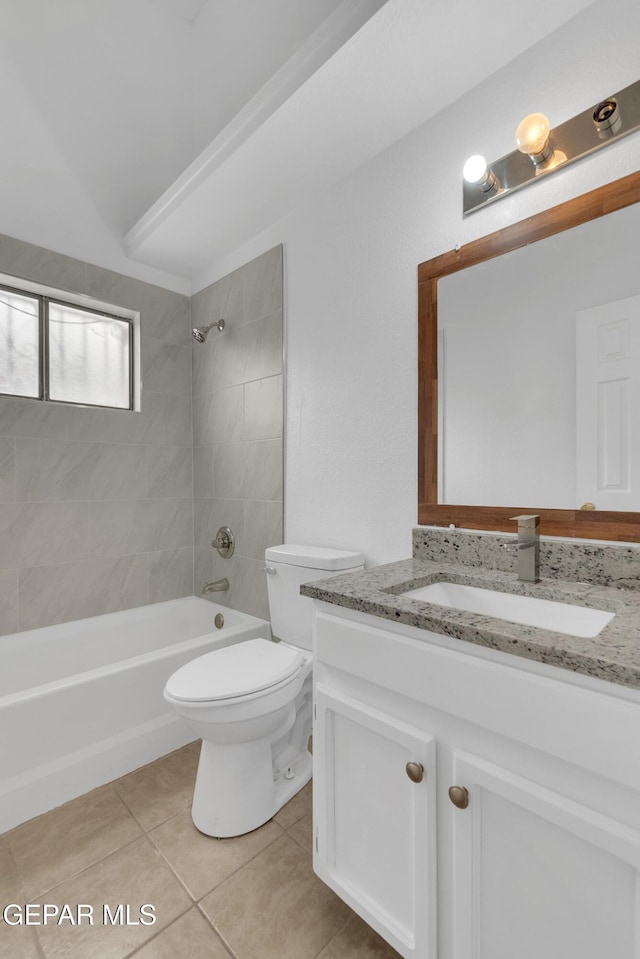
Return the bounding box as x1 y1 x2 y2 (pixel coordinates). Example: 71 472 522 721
0 278 136 410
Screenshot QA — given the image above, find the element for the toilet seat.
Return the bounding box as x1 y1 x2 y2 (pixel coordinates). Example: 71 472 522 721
164 638 304 703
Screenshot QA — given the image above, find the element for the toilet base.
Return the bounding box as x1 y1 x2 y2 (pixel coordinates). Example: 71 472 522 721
191 738 312 838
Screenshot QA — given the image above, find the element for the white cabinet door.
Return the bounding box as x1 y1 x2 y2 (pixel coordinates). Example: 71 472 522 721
451 752 640 959
314 684 437 959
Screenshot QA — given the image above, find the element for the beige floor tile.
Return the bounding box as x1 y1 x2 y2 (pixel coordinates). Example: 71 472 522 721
114 743 200 831
7 786 142 899
129 908 229 959
1 835 20 891
273 780 312 829
0 869 22 908
0 855 26 936
200 833 350 959
1 840 44 957
33 837 191 959
0 836 11 876
0 920 43 959
150 810 283 900
316 911 402 958
287 811 312 851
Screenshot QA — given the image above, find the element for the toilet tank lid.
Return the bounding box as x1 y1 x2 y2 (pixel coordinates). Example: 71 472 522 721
265 544 364 570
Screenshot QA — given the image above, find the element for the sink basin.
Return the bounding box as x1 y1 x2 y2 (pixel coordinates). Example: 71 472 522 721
402 582 614 638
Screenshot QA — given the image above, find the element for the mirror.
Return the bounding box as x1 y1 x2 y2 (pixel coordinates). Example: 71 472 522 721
418 170 640 541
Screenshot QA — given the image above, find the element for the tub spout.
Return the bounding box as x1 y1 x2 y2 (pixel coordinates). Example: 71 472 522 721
203 578 229 593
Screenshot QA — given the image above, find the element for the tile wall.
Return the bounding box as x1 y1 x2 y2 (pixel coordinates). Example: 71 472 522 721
0 234 194 633
192 246 284 620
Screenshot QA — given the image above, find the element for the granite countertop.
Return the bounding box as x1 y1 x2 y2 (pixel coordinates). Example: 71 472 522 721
301 557 640 691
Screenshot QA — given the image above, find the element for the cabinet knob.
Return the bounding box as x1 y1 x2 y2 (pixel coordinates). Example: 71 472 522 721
406 762 424 783
448 785 469 809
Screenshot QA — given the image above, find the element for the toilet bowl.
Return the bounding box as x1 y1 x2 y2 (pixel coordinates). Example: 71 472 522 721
163 544 364 837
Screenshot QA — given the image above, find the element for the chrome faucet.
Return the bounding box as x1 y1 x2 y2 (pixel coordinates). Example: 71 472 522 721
502 514 540 583
203 578 229 593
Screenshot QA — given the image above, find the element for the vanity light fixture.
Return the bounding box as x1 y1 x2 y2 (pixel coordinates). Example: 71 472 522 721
462 154 500 194
463 78 640 215
514 112 552 165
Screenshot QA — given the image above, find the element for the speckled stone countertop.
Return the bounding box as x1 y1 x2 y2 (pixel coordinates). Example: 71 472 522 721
301 529 640 691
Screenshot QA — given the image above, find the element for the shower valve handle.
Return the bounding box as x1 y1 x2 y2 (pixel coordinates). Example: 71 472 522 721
211 526 235 558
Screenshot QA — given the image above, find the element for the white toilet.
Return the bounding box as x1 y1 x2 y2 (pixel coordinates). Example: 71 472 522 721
163 544 364 838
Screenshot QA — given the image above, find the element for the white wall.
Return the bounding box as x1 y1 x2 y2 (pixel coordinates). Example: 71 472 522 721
192 0 640 566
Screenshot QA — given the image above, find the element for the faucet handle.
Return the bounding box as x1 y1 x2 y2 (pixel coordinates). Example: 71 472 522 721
510 514 540 528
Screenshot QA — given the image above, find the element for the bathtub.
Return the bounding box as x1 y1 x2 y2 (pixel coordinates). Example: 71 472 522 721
0 597 269 832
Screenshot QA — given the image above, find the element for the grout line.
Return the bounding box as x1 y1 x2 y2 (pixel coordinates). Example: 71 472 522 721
312 910 355 959
194 901 239 959
121 902 193 959
188 820 287 901
28 923 48 959
110 784 159 838
14 831 148 904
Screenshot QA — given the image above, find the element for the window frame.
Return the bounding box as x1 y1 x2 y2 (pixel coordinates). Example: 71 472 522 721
0 275 139 412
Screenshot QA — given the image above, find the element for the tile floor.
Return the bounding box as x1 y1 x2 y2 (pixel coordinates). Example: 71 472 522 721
0 743 401 959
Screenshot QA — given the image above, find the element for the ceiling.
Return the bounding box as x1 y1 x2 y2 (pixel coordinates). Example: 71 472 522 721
0 0 596 290
146 0 208 21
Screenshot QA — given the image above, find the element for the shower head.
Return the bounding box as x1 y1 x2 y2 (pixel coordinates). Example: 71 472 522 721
192 318 225 342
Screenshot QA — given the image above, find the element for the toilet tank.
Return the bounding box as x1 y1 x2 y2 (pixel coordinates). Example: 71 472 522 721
265 545 364 650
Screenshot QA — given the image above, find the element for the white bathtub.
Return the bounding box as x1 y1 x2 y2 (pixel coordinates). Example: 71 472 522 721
0 597 269 831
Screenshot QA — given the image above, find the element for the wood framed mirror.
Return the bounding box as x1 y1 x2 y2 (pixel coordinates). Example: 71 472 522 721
418 169 640 541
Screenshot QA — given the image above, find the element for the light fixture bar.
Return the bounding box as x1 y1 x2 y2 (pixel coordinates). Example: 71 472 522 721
463 78 640 216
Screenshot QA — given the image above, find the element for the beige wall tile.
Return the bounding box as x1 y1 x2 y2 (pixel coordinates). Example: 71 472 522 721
142 339 191 397
191 269 242 334
212 386 244 444
0 501 89 569
243 499 283 560
18 555 148 630
194 547 214 597
89 498 192 558
243 374 283 440
195 498 244 553
0 235 87 294
146 447 193 499
0 568 18 635
242 246 283 324
14 437 94 502
208 554 270 620
193 446 214 500
147 548 193 604
0 436 15 502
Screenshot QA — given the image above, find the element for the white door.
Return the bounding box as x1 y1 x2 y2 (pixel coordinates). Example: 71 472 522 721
313 684 437 959
576 294 640 509
450 752 640 959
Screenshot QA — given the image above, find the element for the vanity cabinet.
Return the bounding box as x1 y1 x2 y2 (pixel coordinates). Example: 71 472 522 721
312 603 640 959
314 684 437 957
